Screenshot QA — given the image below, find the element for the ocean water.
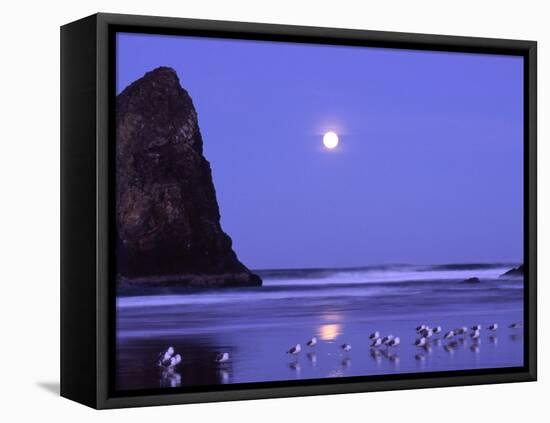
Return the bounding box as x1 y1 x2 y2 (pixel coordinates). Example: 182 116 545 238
115 264 524 391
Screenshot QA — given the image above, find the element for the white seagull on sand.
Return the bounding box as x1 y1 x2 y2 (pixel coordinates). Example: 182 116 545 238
306 337 317 347
444 330 455 339
371 338 383 347
509 322 523 329
420 328 434 338
158 346 175 367
488 323 498 331
167 354 182 368
369 331 380 340
341 343 352 352
470 330 481 340
455 327 468 336
471 324 482 331
432 326 442 335
388 337 400 347
381 335 394 345
287 344 301 355
215 352 229 363
416 325 427 333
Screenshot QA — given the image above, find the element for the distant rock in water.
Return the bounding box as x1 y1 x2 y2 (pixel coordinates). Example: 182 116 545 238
116 67 261 287
499 264 524 278
461 277 481 284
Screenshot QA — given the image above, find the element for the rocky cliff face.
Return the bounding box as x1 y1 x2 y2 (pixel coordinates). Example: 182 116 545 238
116 67 261 287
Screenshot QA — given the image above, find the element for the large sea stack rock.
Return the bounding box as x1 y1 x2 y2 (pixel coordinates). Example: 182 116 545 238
116 67 261 287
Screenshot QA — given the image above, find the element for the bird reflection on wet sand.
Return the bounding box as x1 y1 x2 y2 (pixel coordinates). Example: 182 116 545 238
509 334 523 342
370 348 383 364
288 360 301 374
160 369 181 388
341 357 352 368
415 353 426 362
307 352 317 365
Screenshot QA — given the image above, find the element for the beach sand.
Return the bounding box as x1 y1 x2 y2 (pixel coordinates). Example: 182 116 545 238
115 265 524 391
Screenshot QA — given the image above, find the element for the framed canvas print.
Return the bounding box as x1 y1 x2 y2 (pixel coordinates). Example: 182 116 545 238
60 13 537 409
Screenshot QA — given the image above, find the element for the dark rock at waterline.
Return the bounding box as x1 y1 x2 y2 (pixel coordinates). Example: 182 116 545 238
115 67 261 287
500 264 524 278
461 277 481 284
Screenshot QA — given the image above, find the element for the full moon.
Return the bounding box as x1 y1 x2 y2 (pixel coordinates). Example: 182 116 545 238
323 131 339 149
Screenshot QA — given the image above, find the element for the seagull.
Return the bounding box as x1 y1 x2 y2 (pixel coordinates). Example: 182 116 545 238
341 343 352 352
287 344 301 355
381 335 394 345
158 346 175 367
509 323 523 329
416 325 427 332
371 337 383 348
388 337 400 347
488 323 498 331
432 326 442 335
369 331 380 340
167 354 182 368
414 337 428 347
472 324 482 331
470 330 481 340
420 328 434 338
215 352 229 363
455 327 468 336
444 330 455 339
159 346 174 360
306 337 318 347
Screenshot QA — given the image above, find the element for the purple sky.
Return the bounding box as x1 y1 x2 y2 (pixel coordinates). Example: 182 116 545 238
116 33 524 269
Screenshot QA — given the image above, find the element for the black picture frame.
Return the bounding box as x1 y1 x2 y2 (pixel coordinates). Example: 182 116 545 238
61 12 537 409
